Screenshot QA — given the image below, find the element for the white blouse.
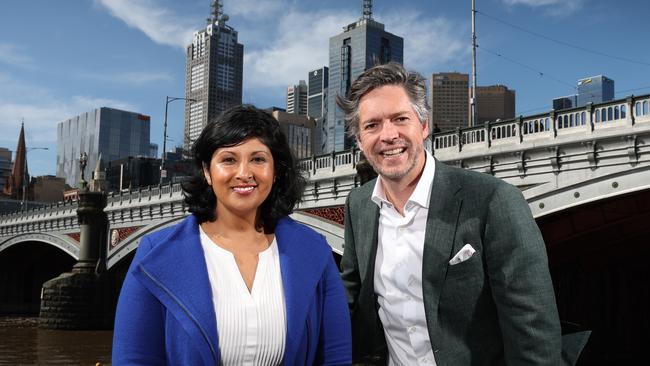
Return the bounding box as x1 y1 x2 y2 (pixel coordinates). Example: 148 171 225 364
199 227 286 366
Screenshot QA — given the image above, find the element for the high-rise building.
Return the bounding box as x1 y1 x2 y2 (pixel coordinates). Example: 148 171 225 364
268 108 315 159
577 75 614 107
56 107 151 187
475 85 516 125
553 95 578 110
325 0 403 152
287 80 308 115
308 67 329 155
184 0 244 150
430 72 469 131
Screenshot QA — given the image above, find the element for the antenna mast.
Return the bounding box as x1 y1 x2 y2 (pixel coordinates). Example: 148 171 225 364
209 0 223 25
471 0 478 126
362 0 373 20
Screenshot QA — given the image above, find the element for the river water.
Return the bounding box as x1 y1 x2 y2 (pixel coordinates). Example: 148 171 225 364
0 316 112 365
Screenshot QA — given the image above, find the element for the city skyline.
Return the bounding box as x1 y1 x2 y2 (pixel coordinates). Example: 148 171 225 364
1 0 649 177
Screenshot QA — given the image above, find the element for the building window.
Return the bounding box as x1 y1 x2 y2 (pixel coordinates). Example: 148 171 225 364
380 37 391 64
340 38 352 95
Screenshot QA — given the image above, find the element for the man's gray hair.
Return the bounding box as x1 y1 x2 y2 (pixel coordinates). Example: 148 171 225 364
336 62 430 137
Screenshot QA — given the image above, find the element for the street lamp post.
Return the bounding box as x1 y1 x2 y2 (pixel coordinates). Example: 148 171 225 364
160 96 196 185
22 147 49 211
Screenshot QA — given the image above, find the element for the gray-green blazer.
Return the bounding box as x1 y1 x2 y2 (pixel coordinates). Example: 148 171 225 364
341 159 561 365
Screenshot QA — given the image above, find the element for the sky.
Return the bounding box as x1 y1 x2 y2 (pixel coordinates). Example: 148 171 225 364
1 0 649 178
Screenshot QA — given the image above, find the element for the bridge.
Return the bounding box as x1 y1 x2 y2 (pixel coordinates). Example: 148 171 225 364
1 94 649 265
1 94 649 362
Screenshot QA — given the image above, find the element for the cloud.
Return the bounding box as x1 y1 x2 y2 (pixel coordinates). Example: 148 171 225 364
0 73 138 146
97 0 196 49
244 9 354 91
80 70 174 86
226 0 284 19
243 6 467 104
501 0 585 15
0 43 35 68
381 10 468 73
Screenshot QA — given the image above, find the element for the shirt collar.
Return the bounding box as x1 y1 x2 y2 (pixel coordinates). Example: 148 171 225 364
371 149 436 209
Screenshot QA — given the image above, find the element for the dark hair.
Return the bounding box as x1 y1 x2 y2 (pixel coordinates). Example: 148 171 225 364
336 62 429 137
182 105 306 232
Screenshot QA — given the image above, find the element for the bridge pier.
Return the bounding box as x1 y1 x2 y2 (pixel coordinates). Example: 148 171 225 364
39 185 112 329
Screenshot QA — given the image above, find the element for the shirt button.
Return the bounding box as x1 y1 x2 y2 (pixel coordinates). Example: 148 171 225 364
405 295 412 300
408 326 416 334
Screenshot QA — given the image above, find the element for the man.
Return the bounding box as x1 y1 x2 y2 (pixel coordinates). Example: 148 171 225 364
338 63 561 365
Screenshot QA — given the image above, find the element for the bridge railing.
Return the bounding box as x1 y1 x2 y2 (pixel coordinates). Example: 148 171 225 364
2 94 650 226
431 94 649 156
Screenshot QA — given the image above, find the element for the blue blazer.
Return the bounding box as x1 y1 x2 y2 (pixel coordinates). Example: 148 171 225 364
113 215 351 365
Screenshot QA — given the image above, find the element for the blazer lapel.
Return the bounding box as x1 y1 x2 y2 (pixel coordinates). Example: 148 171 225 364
358 201 380 289
276 218 322 365
135 215 220 365
422 160 462 348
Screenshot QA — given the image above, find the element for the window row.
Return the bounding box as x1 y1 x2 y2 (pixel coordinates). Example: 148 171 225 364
557 113 586 129
595 105 626 123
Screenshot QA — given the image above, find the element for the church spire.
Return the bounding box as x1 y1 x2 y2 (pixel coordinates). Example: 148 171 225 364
3 121 27 199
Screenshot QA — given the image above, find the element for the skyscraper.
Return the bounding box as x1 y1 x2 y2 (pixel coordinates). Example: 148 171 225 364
430 72 470 131
308 67 328 155
184 0 244 150
286 80 308 115
475 85 516 125
325 0 403 152
577 75 614 107
56 107 151 188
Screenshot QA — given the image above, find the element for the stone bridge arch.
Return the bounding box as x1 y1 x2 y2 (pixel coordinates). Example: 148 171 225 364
0 233 79 260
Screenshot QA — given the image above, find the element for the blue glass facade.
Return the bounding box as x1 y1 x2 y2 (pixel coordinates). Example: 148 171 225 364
56 107 150 187
325 19 403 153
577 75 614 107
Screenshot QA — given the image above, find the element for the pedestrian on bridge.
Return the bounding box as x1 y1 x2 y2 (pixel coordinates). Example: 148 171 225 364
113 105 351 365
338 62 561 365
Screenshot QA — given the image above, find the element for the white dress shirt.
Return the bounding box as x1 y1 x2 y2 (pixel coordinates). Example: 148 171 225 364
371 151 437 366
200 227 286 366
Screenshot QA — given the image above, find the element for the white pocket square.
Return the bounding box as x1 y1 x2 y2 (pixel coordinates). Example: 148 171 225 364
449 244 476 265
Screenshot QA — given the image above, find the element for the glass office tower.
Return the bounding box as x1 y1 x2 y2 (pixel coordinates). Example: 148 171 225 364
56 107 151 187
325 1 403 153
577 75 614 107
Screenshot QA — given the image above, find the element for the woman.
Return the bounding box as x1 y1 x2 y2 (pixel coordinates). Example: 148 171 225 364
113 105 351 365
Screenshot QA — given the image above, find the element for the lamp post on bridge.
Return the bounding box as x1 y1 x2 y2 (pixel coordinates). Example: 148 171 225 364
22 147 48 212
160 96 196 186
